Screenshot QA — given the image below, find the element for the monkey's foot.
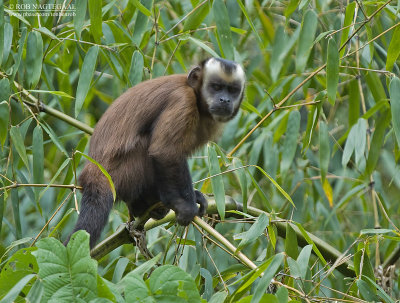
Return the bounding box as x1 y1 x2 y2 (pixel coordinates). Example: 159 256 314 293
127 222 153 260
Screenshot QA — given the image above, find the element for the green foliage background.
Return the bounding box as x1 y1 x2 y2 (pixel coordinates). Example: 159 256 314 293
0 0 400 301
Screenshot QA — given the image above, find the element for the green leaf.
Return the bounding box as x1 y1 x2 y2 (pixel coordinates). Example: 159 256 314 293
212 0 234 60
207 144 226 220
285 0 300 20
386 26 400 71
187 37 219 58
319 121 330 183
326 38 339 105
183 1 209 32
348 79 360 126
11 27 27 81
354 250 375 283
0 100 9 149
296 245 313 279
390 76 400 148
131 0 152 17
235 213 269 252
132 0 153 46
10 126 29 170
41 123 69 157
339 2 356 57
356 279 380 302
129 50 144 86
0 247 38 299
285 223 298 259
28 90 74 98
342 118 366 167
233 158 248 212
251 253 284 303
75 45 99 117
236 0 262 44
32 230 98 302
76 151 116 201
366 109 390 175
89 0 102 43
296 10 318 73
209 291 228 303
32 125 44 201
0 0 4 64
2 23 12 66
25 31 43 88
74 0 87 39
280 110 300 176
0 274 36 303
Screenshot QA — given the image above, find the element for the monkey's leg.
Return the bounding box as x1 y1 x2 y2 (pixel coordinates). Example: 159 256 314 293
65 184 113 248
153 159 200 226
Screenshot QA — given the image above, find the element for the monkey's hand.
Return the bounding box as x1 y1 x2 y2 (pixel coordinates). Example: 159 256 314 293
195 190 208 216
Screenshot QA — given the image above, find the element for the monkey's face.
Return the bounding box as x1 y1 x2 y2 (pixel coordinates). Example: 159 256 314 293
188 58 245 123
201 58 245 123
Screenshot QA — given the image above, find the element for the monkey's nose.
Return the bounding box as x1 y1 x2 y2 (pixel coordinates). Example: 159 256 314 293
219 97 230 103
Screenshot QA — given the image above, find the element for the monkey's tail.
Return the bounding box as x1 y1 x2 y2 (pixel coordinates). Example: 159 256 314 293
65 184 113 248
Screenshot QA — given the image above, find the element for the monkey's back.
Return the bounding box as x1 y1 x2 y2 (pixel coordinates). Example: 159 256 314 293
79 74 200 199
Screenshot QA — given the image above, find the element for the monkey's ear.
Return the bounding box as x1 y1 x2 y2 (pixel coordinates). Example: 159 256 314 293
187 66 201 88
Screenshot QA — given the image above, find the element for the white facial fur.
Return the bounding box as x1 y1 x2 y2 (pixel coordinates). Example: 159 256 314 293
201 58 245 110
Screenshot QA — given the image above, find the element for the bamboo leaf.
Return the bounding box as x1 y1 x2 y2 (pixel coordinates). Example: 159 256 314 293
76 151 116 202
74 0 87 39
386 26 400 72
89 0 102 43
280 110 300 176
207 144 226 220
319 121 330 183
75 45 99 117
129 50 144 86
339 2 356 57
32 125 44 201
25 31 43 88
10 126 29 170
212 0 234 60
0 100 9 149
390 76 400 147
326 38 339 105
296 10 318 73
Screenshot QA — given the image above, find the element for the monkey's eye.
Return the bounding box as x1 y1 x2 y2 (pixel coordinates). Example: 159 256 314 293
228 86 240 95
211 83 223 91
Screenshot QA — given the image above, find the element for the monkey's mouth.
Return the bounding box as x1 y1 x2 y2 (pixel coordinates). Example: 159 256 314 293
209 106 232 117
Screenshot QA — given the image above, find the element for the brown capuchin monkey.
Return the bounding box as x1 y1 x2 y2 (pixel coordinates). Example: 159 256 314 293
66 57 246 248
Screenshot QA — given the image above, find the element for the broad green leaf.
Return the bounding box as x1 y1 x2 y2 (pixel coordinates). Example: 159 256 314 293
123 274 149 302
0 100 9 148
119 253 161 280
74 0 87 39
75 45 99 117
208 144 225 220
89 0 102 43
339 2 356 57
212 0 234 60
287 257 302 278
129 50 144 86
276 287 289 303
326 38 339 105
251 253 284 303
386 26 400 71
25 31 43 88
285 223 298 259
132 0 153 46
209 291 228 303
32 125 44 202
296 10 318 73
319 121 330 183
11 27 27 81
390 77 400 147
32 231 98 302
235 213 269 252
25 280 44 303
354 250 375 283
365 71 386 103
280 110 300 175
76 151 116 201
0 247 38 298
0 274 36 303
10 126 29 169
366 110 390 175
